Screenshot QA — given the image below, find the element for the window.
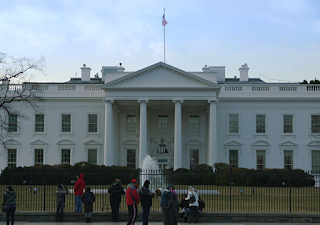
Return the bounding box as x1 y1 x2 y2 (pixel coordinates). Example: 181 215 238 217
7 149 17 168
283 115 293 133
229 115 239 133
311 115 320 134
312 150 320 171
158 159 168 169
127 149 136 169
284 150 293 169
189 115 199 134
61 149 70 165
88 114 98 133
256 150 266 169
256 115 266 133
126 115 137 133
35 114 44 132
88 149 97 164
61 114 71 132
229 150 238 168
34 149 44 166
158 115 168 133
190 149 199 170
8 114 17 132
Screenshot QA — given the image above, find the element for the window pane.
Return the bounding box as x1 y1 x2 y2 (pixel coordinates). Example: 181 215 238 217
35 114 44 132
127 149 136 169
61 149 70 165
189 115 199 134
311 115 320 133
283 115 293 133
312 150 320 171
7 149 17 168
158 115 168 133
88 114 98 132
190 149 199 170
229 115 238 133
256 150 265 169
127 115 137 133
34 149 44 166
284 150 293 169
88 149 97 164
61 114 71 132
229 150 238 168
256 115 266 133
8 114 17 132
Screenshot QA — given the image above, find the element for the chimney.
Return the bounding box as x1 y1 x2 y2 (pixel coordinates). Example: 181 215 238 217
239 63 249 82
202 65 210 72
81 64 91 81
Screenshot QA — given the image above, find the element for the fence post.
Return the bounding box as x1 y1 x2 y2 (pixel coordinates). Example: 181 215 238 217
289 169 292 213
229 167 232 212
43 167 46 211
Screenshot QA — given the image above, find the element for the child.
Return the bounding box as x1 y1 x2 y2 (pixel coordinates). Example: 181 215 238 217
81 186 95 223
55 184 69 222
167 192 179 225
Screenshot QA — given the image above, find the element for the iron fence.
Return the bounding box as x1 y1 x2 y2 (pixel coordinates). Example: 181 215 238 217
0 169 320 213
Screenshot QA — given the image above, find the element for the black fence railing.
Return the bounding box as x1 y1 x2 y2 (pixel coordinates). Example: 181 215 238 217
0 169 319 213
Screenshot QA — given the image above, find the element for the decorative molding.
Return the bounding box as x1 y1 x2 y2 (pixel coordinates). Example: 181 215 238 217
104 99 114 104
138 99 149 104
173 99 184 104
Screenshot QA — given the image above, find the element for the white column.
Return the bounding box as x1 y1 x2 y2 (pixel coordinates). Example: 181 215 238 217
138 99 148 168
208 99 218 167
173 99 183 170
104 99 114 166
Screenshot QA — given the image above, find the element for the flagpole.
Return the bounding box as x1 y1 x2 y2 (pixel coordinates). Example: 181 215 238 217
164 8 166 63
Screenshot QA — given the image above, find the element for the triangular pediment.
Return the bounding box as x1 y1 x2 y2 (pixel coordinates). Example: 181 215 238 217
224 140 243 146
30 139 48 146
102 62 220 90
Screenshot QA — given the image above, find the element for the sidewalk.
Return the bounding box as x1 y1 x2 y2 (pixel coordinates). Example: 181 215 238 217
0 223 317 225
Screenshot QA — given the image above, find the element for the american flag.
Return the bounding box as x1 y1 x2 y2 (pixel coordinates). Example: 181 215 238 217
162 14 168 26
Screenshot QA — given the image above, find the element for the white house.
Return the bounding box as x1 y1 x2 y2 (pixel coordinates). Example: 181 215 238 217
1 62 320 171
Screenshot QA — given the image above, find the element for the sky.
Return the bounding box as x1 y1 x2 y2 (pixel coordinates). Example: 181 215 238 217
1 0 320 83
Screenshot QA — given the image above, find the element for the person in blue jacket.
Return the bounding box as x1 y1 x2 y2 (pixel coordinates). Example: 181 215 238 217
160 185 174 225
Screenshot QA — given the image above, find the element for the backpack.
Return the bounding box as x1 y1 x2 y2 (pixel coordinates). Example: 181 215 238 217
189 193 196 203
85 192 93 204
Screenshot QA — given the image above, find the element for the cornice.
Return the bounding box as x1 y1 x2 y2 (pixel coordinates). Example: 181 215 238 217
43 97 104 102
218 97 320 102
103 87 220 91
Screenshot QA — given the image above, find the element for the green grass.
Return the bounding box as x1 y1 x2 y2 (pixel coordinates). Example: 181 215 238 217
1 184 320 213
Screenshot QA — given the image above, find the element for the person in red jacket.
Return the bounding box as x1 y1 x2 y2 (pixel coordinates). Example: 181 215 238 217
126 179 139 225
74 173 85 212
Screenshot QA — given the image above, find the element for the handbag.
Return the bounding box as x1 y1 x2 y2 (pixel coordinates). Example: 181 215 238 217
1 204 5 212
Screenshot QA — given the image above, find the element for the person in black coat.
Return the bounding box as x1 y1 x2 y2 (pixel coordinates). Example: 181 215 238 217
81 186 95 223
168 193 179 225
179 194 190 222
139 180 155 225
108 178 125 222
55 184 69 222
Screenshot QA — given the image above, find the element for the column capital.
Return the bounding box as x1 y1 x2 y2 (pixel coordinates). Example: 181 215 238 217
208 99 219 104
173 99 184 104
104 99 114 104
138 99 149 104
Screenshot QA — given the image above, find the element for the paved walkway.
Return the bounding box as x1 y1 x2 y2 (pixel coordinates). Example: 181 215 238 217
1 223 319 225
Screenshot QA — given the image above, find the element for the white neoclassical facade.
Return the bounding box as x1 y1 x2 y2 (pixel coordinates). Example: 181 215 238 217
1 62 320 171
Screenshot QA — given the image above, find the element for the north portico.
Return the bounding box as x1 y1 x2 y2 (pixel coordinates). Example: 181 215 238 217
101 62 220 169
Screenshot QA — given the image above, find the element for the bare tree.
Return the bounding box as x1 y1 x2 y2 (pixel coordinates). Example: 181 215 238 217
0 52 45 146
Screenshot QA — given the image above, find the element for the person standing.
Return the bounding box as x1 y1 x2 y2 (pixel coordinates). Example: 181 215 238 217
81 186 96 223
160 185 174 225
108 178 125 222
185 186 199 223
55 184 69 222
126 179 139 225
74 173 86 212
3 185 16 225
139 180 155 225
167 193 179 225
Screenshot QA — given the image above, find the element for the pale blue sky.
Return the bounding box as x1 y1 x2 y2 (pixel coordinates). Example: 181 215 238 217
1 0 320 83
